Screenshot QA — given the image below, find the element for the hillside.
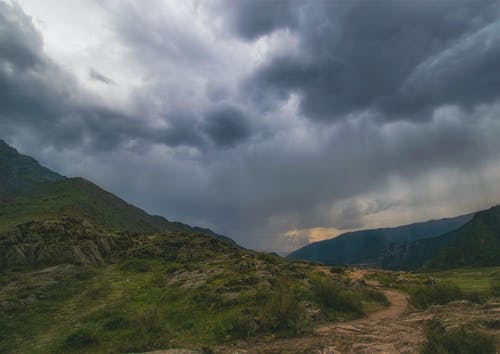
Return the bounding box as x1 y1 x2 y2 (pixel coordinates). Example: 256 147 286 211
0 140 64 199
0 140 233 244
430 205 500 268
0 177 233 244
382 205 500 270
0 216 392 353
287 214 472 266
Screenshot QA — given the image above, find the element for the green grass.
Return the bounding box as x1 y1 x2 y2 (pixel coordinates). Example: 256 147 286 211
0 253 392 353
423 266 500 293
408 282 464 309
421 322 496 354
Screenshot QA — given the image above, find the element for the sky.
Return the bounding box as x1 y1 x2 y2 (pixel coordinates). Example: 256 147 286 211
2 0 500 253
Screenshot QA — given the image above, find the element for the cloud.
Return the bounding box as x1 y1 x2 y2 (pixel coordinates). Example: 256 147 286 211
222 0 301 40
241 0 500 122
89 68 115 85
204 105 252 148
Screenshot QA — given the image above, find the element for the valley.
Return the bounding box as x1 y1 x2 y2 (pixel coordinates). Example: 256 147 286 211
2 1 500 352
0 140 499 353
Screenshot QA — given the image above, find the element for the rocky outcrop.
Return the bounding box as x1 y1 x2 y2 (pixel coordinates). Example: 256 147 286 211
0 217 121 267
0 217 239 269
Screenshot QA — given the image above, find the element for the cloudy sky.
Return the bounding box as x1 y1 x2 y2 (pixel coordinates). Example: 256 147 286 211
2 0 500 252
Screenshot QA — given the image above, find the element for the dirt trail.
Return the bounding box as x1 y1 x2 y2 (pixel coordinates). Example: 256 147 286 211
215 269 425 354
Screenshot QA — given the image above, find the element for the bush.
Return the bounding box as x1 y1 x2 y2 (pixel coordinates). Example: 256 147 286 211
464 291 487 304
421 323 496 354
73 267 98 280
214 314 257 340
119 259 152 272
103 316 129 330
330 265 345 274
311 278 363 316
259 282 306 334
360 288 389 306
490 280 500 297
118 308 169 352
135 308 162 334
64 328 97 349
409 282 462 309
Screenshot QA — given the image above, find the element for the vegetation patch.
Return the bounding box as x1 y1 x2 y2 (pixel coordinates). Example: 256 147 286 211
421 322 496 354
409 282 463 309
119 258 152 273
64 327 98 350
311 278 364 319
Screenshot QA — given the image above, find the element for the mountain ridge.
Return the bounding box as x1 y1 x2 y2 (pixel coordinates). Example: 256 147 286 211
0 140 234 245
0 139 65 199
287 213 473 266
382 204 500 269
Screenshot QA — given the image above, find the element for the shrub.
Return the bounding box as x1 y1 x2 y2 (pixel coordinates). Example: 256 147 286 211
311 278 363 316
103 316 129 330
135 308 162 334
119 308 168 352
421 323 496 354
64 328 97 349
464 291 487 304
119 259 151 272
73 267 98 280
360 288 389 306
259 282 306 334
150 272 166 288
330 265 345 274
490 280 500 297
214 314 257 340
409 282 462 309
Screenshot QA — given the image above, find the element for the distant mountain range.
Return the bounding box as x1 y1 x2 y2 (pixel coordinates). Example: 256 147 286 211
289 204 500 270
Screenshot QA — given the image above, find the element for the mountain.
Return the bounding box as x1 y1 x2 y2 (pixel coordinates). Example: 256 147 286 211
0 140 233 244
287 214 473 266
431 205 500 268
383 205 500 269
0 139 64 199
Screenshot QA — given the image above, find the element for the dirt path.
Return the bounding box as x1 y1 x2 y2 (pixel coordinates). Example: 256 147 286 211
214 269 425 354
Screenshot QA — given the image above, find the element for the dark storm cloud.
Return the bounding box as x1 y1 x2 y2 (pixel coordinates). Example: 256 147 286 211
0 2 75 128
223 0 301 40
0 2 209 153
204 105 252 148
239 0 500 122
89 68 115 85
0 2 42 68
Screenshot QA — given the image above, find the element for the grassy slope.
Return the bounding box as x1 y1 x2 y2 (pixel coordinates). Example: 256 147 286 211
423 266 500 293
0 177 233 244
0 177 179 233
0 232 388 353
428 206 500 269
381 205 500 270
